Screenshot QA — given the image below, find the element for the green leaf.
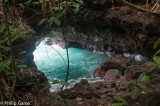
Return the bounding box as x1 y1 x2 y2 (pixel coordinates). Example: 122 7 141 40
47 97 58 102
144 62 156 66
26 82 36 86
27 33 33 39
7 40 10 46
39 0 43 3
5 59 12 65
154 49 160 56
147 66 156 73
52 6 63 11
4 47 11 51
54 19 61 25
113 96 126 102
120 80 136 85
0 39 7 44
9 27 21 33
0 23 5 32
60 81 70 85
32 2 41 4
138 72 146 81
131 87 141 99
48 17 55 26
3 59 12 69
111 103 123 106
56 10 66 19
158 85 160 88
73 3 80 8
157 64 160 68
17 65 27 68
12 34 22 42
40 84 50 92
111 102 128 106
140 73 153 82
24 0 31 5
153 56 160 63
38 19 46 26
154 39 160 49
73 8 79 14
52 80 60 84
6 72 14 76
19 51 26 55
76 0 84 4
139 83 147 89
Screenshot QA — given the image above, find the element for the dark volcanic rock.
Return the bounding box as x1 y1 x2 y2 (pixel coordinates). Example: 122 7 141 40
59 67 160 106
25 0 160 57
60 79 96 99
77 2 160 56
73 79 95 99
93 66 106 78
17 67 48 92
93 54 130 78
100 54 131 71
104 69 119 84
124 65 149 80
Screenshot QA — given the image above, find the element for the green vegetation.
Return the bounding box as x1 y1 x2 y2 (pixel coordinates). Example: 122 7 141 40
0 0 160 105
0 0 32 101
112 39 160 104
0 0 83 104
111 96 128 106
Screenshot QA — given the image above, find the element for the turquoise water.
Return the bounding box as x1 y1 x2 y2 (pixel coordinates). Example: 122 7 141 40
33 40 110 92
33 40 149 92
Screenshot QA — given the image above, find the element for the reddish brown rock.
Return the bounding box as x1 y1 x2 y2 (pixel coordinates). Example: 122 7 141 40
93 66 106 78
104 69 119 84
124 65 149 80
93 54 131 78
100 54 131 72
60 79 96 99
59 67 160 106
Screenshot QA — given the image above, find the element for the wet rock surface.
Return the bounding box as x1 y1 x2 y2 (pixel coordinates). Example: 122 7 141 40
100 54 131 71
93 54 131 78
93 66 106 78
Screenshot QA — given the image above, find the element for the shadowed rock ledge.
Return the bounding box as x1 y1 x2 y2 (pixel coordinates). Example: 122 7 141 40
58 55 160 106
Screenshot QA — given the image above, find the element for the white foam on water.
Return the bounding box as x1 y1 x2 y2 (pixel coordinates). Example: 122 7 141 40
49 76 103 92
123 53 149 64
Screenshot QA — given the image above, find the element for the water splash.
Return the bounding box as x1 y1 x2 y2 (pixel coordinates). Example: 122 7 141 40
123 53 149 65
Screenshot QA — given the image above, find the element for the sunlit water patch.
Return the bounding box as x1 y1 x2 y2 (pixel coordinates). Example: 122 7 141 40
33 40 110 92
